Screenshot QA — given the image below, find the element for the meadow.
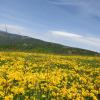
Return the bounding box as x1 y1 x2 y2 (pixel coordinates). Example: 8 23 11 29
0 52 99 100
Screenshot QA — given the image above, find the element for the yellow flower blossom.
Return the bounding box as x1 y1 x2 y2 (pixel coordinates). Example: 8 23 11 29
0 52 99 99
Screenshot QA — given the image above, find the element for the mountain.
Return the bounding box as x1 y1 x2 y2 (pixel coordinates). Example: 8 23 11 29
0 31 99 55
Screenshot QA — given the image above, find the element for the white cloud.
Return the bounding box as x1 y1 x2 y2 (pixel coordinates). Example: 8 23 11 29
51 31 82 38
51 31 100 47
0 24 23 33
0 24 33 36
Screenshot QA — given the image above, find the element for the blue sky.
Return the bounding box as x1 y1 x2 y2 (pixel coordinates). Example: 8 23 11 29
0 0 100 52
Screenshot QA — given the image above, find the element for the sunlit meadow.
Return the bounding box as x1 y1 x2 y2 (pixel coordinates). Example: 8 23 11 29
0 52 100 100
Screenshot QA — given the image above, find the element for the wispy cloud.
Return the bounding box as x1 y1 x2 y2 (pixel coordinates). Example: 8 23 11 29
0 24 33 36
48 0 100 17
51 31 100 48
0 24 24 33
51 31 82 38
48 0 88 5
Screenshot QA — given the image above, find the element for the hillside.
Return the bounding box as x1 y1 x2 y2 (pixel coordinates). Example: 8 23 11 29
0 31 99 55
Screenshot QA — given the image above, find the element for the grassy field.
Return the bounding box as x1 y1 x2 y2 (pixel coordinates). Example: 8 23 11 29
0 52 100 100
